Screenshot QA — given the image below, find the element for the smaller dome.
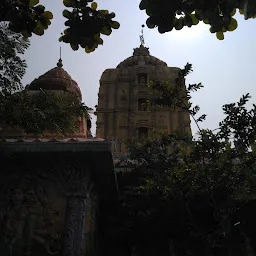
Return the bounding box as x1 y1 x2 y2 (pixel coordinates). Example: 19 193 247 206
27 59 82 100
117 45 167 68
72 80 82 100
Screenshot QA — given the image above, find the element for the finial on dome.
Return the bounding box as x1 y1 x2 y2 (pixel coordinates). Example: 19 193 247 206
139 24 145 46
57 46 63 67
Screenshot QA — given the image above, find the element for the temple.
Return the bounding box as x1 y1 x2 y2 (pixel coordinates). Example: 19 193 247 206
0 35 192 256
0 58 116 256
95 44 191 154
1 57 91 138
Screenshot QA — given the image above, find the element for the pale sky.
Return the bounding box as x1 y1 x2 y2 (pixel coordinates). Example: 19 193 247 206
22 0 256 136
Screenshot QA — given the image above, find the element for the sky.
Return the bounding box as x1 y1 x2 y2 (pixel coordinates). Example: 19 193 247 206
22 0 256 137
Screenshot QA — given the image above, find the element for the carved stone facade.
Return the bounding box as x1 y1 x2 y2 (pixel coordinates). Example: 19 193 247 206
0 139 116 256
95 45 191 145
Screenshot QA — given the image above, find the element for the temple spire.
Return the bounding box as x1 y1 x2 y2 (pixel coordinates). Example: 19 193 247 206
139 24 145 46
57 46 63 67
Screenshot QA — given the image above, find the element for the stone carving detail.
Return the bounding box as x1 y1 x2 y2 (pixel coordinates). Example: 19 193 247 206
136 119 150 128
138 59 145 66
62 196 86 256
84 185 98 256
136 66 147 74
58 163 90 256
136 91 149 99
0 174 61 256
133 45 150 56
138 74 147 84
117 69 131 82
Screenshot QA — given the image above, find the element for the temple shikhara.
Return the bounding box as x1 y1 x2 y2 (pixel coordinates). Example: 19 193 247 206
0 32 191 256
96 44 191 154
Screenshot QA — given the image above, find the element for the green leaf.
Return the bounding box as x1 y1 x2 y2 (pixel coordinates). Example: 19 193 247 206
21 30 32 38
91 2 98 10
239 9 244 14
34 5 45 13
230 8 236 16
209 26 217 33
85 46 92 53
228 18 238 31
33 26 44 36
63 10 72 19
63 0 77 7
29 0 39 7
97 37 103 45
139 0 148 10
184 15 193 27
42 11 53 19
59 36 63 42
111 21 120 29
190 14 199 25
216 31 224 40
64 28 70 35
99 10 109 15
101 26 112 35
70 43 79 51
195 9 203 20
174 18 183 30
146 17 155 28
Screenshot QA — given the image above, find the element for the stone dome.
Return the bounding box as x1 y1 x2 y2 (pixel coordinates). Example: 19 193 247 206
117 45 167 68
26 59 82 100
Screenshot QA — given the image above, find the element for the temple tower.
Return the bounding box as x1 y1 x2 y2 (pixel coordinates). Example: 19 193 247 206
95 44 191 143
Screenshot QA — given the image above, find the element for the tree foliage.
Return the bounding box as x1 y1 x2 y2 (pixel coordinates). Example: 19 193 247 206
0 22 29 94
60 0 120 53
0 22 92 135
140 0 256 40
1 0 256 52
0 0 119 52
0 90 92 135
101 65 256 256
0 0 53 37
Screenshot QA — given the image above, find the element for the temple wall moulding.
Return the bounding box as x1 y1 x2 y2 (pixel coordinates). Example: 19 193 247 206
135 66 148 74
135 90 149 99
117 76 131 82
135 119 151 128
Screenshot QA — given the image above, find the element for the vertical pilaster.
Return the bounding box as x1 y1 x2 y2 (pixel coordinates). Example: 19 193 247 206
61 164 89 256
63 196 85 256
178 110 184 133
113 73 119 139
